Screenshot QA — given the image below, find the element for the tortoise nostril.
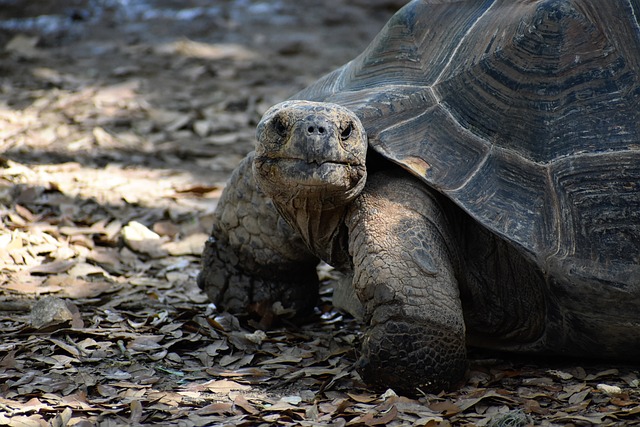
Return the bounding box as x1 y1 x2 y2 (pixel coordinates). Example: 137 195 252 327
306 125 326 134
305 122 328 135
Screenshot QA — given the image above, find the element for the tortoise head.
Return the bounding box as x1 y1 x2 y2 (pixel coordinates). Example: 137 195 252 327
253 100 368 208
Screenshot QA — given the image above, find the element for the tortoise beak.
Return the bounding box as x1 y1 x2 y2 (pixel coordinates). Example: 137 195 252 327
289 116 345 165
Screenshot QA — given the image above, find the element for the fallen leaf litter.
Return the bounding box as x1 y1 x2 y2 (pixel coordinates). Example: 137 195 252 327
1 1 640 426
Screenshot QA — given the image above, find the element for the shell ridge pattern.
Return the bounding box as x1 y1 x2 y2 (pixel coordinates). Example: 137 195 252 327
449 146 553 255
447 145 493 192
432 0 499 91
542 163 564 265
375 103 492 190
289 0 640 278
630 0 640 29
330 2 419 93
549 150 640 267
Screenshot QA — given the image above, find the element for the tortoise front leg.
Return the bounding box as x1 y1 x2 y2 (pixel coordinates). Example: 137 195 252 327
198 153 320 316
347 170 467 394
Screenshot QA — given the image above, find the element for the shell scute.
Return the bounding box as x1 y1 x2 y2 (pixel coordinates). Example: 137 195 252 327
294 0 640 276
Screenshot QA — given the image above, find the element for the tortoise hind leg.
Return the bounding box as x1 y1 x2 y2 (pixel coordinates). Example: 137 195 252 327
347 170 467 394
198 153 320 317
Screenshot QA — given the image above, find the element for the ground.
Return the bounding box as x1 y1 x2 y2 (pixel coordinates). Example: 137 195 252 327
0 1 639 426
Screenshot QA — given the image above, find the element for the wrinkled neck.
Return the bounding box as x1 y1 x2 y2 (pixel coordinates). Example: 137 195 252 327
253 155 367 267
272 192 351 268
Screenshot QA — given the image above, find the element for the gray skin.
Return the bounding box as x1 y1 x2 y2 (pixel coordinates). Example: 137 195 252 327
199 0 640 394
199 101 546 393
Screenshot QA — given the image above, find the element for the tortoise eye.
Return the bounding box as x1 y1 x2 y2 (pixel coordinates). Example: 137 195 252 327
272 116 288 137
341 122 353 140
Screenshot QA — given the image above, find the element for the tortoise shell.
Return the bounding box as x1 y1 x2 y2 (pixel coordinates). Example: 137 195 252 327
294 0 640 283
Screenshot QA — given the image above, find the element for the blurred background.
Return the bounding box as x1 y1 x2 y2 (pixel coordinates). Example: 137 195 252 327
0 0 403 182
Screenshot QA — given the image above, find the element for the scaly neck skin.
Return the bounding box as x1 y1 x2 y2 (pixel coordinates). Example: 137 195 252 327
253 152 367 267
267 185 357 269
252 100 369 266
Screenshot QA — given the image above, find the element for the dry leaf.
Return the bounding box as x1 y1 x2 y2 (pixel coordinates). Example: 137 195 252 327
207 380 251 393
429 401 461 416
567 388 591 405
121 221 169 257
130 400 143 424
153 221 180 238
162 233 207 256
6 35 41 58
347 393 378 404
67 262 108 277
547 369 573 380
173 184 220 196
29 260 76 275
233 394 259 415
196 402 236 415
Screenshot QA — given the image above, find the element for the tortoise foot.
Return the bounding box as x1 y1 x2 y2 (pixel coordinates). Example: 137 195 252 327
198 236 319 317
357 319 467 395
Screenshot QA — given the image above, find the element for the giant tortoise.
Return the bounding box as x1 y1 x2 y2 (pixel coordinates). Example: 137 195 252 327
198 0 640 393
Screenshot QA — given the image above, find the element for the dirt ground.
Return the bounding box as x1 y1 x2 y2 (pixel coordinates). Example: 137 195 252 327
1 1 639 426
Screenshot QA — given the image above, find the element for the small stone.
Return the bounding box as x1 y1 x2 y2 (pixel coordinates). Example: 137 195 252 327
193 120 211 137
30 296 83 329
596 383 624 396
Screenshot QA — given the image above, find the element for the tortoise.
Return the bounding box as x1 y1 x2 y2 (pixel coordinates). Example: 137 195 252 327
198 0 640 394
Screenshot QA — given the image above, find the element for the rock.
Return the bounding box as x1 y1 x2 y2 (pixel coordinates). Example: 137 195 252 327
30 296 83 329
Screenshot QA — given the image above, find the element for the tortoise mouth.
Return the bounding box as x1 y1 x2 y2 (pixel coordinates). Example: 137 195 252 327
254 156 367 199
258 157 364 185
279 156 360 170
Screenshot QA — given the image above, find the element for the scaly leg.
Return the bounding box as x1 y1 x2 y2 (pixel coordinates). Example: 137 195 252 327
346 170 467 394
198 153 320 316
